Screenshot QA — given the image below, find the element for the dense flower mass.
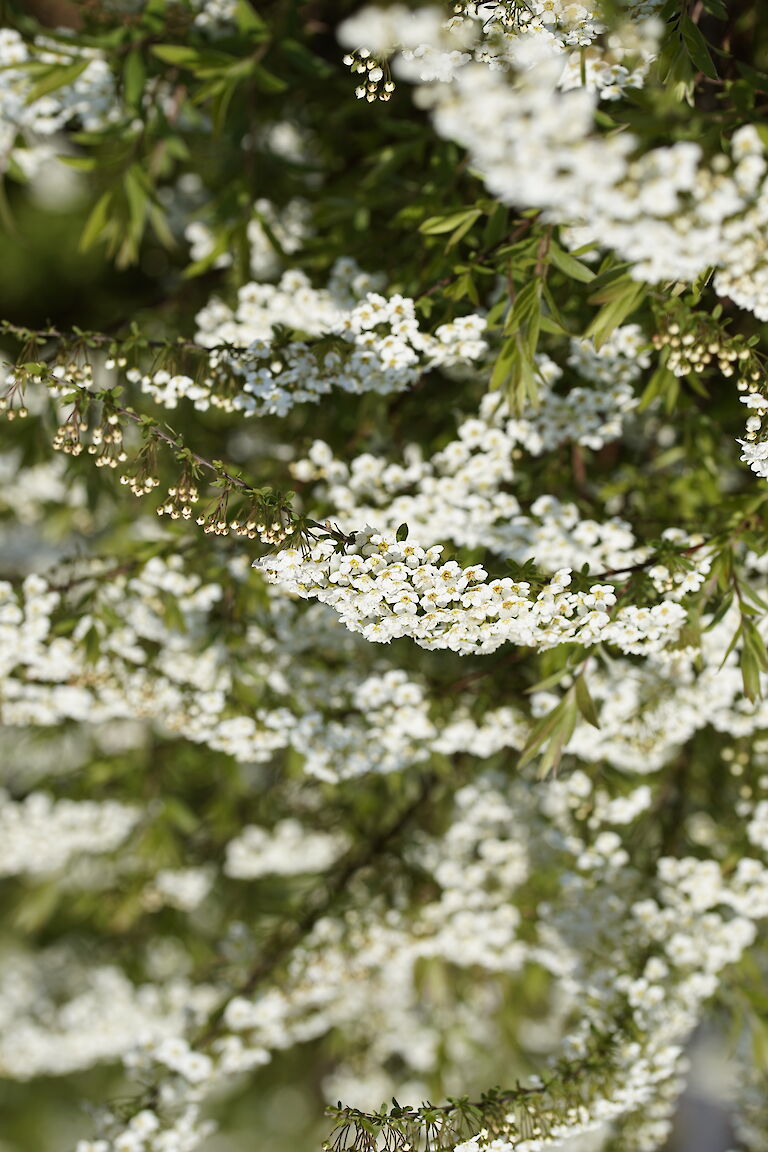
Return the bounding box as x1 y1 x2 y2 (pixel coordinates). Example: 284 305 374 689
3 2 768 1152
339 3 768 320
257 529 688 655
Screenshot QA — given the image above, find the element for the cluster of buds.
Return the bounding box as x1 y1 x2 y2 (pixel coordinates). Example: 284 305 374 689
342 49 395 102
196 488 231 536
157 469 200 521
229 507 263 541
652 320 759 384
196 491 293 545
89 412 128 469
120 442 160 497
50 359 95 391
256 515 291 546
452 1 533 28
53 404 87 456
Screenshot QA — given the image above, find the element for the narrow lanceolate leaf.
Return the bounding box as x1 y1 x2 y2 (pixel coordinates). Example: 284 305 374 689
122 49 146 109
574 672 601 729
25 59 90 103
519 685 578 776
639 348 677 412
549 241 595 284
79 192 113 252
150 44 202 67
584 280 647 348
419 208 483 238
681 15 718 80
740 617 768 702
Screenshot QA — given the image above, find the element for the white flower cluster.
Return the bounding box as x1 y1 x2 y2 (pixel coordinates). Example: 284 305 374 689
257 528 686 656
291 669 437 781
0 555 524 787
189 0 239 34
224 818 345 879
412 777 530 971
135 263 486 417
0 957 217 1079
77 1105 214 1152
0 29 117 158
538 602 766 774
647 530 712 600
747 799 768 854
0 790 139 877
738 390 768 479
566 323 651 388
143 867 214 912
296 422 642 572
0 451 87 524
347 8 768 320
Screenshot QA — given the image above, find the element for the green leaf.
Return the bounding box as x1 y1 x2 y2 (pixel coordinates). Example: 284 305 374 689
539 314 571 336
525 661 577 694
151 45 205 68
419 209 483 236
490 335 520 392
277 37 333 78
123 165 149 237
235 0 268 35
82 624 102 665
79 191 113 252
639 349 677 412
396 523 409 542
163 594 187 634
681 15 718 80
447 215 483 250
251 64 288 94
574 672 600 729
25 59 90 104
123 49 145 109
444 269 479 305
740 644 762 703
519 686 577 773
549 241 595 284
164 797 199 835
584 280 646 348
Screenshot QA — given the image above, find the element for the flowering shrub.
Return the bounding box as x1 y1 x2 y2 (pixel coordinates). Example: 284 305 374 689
2 1 768 1150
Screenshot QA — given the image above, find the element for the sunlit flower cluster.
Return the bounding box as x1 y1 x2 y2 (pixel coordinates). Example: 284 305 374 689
257 527 687 656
